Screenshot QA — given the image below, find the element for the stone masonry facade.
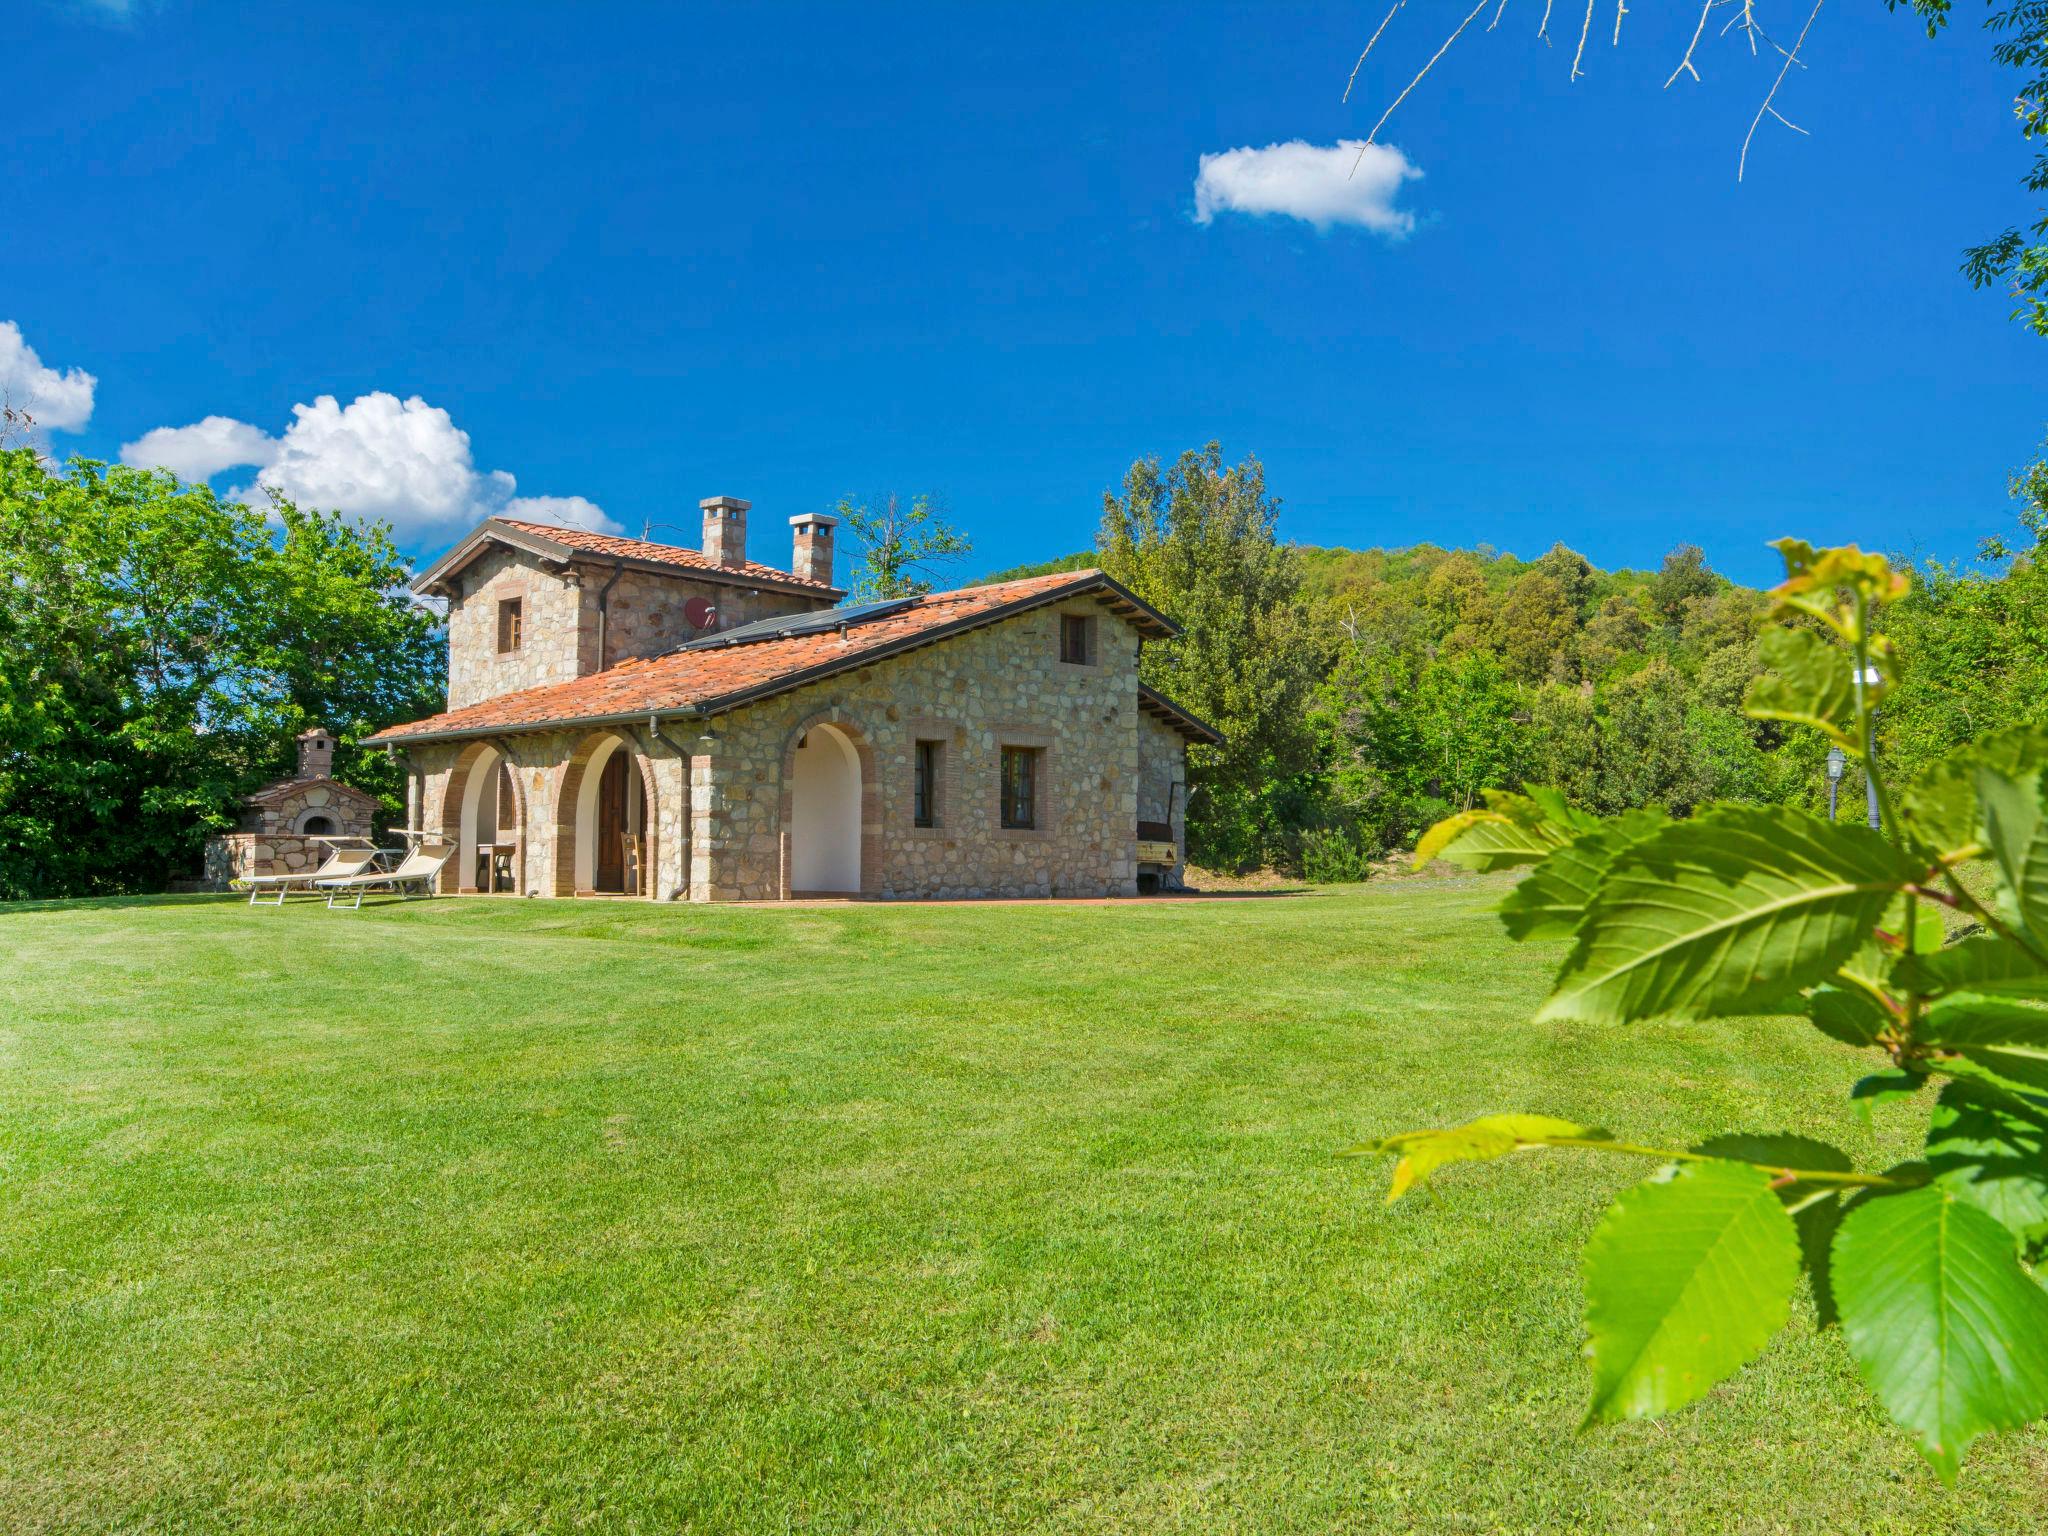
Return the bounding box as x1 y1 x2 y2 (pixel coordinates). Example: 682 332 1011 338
402 597 1186 902
443 546 822 711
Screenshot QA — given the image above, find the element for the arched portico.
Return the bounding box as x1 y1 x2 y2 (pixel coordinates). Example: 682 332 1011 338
554 730 660 897
440 739 527 893
777 712 882 899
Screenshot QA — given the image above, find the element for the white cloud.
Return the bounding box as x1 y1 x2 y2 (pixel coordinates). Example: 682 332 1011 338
0 321 97 432
120 389 618 540
1192 139 1422 235
119 415 276 481
503 494 615 531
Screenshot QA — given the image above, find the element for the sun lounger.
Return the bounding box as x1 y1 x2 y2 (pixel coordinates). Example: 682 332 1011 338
318 842 456 909
241 844 381 905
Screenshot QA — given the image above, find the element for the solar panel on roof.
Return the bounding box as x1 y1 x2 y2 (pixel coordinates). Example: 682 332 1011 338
676 597 917 652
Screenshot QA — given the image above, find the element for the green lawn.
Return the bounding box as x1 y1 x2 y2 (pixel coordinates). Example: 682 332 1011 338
2 882 2039 1534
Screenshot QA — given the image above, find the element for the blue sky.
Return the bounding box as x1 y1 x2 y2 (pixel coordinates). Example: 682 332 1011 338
7 0 2041 585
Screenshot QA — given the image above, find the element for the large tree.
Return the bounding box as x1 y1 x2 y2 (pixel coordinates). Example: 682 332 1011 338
1097 444 1323 870
0 452 444 898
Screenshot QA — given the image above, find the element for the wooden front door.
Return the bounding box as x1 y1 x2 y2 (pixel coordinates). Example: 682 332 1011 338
596 752 628 892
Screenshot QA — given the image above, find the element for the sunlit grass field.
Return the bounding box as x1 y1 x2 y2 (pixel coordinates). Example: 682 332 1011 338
2 881 2040 1533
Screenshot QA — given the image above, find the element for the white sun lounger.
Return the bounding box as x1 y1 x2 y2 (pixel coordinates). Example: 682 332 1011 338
318 843 456 909
242 844 381 905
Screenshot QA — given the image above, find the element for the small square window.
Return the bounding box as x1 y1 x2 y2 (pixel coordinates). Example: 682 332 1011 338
497 597 524 654
913 739 941 828
1000 746 1039 830
1060 613 1092 665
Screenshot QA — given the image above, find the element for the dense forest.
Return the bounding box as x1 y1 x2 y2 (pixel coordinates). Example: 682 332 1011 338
990 441 2048 879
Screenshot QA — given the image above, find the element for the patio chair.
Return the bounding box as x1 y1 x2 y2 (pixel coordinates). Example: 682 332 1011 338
319 842 456 909
241 844 380 906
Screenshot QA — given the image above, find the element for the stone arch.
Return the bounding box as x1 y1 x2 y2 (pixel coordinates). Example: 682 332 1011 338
553 729 661 898
290 807 338 836
776 709 882 899
440 738 529 894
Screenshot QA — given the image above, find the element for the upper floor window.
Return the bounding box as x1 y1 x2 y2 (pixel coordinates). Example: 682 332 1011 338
497 597 524 654
1000 746 1039 830
1060 613 1093 665
913 739 941 828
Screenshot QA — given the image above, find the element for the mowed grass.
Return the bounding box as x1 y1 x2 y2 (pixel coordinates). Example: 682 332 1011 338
1 882 2041 1534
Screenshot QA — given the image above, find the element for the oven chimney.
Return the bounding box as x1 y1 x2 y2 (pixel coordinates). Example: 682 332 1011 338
700 495 750 569
297 726 335 780
789 512 837 586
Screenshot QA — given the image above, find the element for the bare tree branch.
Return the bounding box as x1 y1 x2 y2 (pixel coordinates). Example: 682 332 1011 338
1739 0 1823 181
1613 0 1628 48
1665 0 1725 87
1356 0 1492 159
1490 0 1512 32
1571 0 1596 80
1539 0 1555 44
1344 1 1406 104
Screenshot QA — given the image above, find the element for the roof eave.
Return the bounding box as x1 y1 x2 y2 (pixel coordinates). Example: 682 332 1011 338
1137 683 1224 746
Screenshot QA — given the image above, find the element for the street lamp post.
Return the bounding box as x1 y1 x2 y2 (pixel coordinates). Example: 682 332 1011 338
1826 746 1846 821
1857 665 1884 831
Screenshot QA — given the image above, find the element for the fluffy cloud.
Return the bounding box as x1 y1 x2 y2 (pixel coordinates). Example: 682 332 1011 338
120 390 619 539
0 321 97 432
503 494 613 530
118 415 276 481
1193 139 1421 235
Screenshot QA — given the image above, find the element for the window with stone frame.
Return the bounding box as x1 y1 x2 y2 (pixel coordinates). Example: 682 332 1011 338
999 745 1039 830
1059 612 1094 665
497 596 524 653
913 739 942 828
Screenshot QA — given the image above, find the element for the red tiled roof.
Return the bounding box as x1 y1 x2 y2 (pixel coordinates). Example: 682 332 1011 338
372 569 1180 744
496 519 840 593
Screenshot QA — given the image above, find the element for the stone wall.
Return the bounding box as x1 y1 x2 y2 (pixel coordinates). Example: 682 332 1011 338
601 568 821 667
445 547 833 711
689 597 1144 901
203 833 332 889
445 545 591 710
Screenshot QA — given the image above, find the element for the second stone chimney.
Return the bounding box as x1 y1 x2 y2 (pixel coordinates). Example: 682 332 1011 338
296 726 336 780
700 495 750 569
789 512 837 586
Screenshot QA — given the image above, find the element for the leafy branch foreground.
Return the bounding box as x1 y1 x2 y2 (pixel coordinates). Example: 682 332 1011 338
1358 539 2048 1483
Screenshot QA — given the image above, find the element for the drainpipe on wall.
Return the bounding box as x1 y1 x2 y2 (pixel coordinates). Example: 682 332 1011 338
595 556 626 671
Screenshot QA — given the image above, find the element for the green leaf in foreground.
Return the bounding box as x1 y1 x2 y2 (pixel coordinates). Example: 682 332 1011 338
1742 625 1865 749
1539 806 1917 1025
1924 1083 2048 1252
1921 996 2048 1092
1894 936 2048 999
1499 808 1665 942
1977 759 2048 941
1351 1114 1591 1204
1581 1160 1801 1424
1412 792 1575 874
1694 1133 1856 1328
1806 985 1891 1049
1832 1186 2048 1484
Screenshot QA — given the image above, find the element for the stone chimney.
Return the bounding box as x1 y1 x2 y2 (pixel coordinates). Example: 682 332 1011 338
700 495 750 569
297 726 336 780
789 512 837 586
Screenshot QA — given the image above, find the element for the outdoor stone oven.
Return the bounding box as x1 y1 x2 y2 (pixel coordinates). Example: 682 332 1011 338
201 727 380 889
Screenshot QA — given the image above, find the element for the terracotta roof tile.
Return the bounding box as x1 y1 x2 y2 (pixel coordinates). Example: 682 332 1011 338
496 519 840 593
371 569 1157 743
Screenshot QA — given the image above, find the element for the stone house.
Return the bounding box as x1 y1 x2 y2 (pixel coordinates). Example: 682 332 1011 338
369 496 1219 901
203 727 381 887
